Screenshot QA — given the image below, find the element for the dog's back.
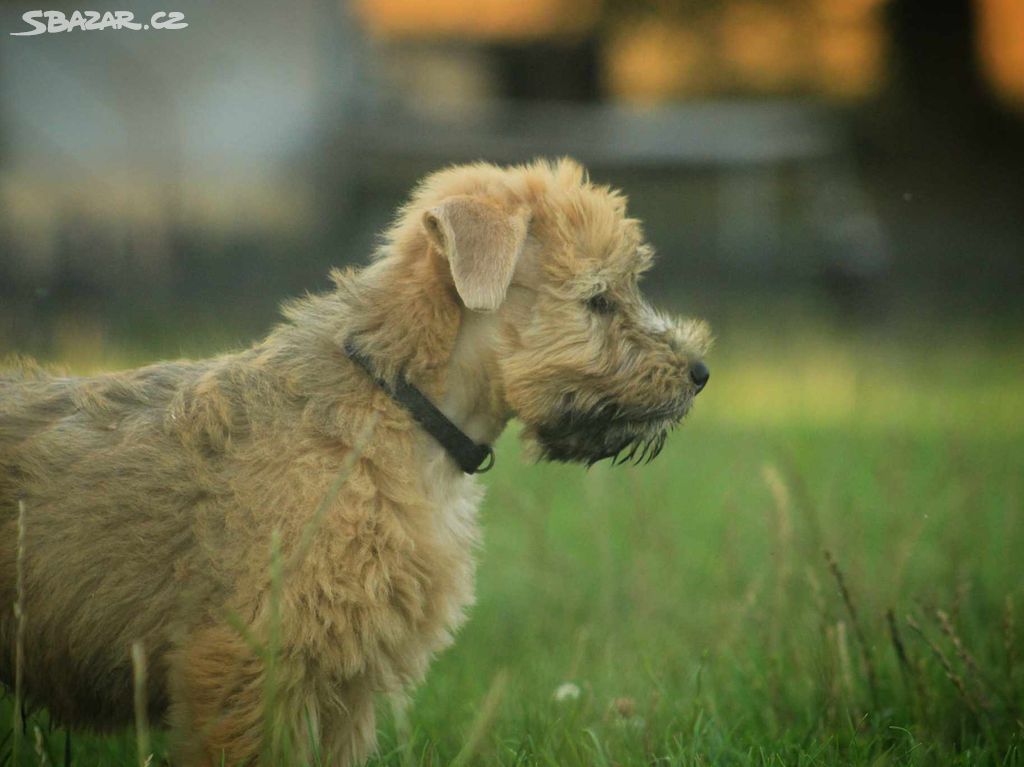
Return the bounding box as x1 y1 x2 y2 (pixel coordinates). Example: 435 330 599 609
0 357 201 510
0 359 73 512
0 357 214 726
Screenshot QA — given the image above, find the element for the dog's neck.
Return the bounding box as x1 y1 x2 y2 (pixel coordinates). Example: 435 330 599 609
333 250 511 452
439 309 510 447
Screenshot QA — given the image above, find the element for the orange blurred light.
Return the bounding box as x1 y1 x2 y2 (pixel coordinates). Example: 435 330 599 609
605 22 708 103
815 25 884 99
813 0 886 100
717 2 806 93
977 0 1024 107
816 0 886 25
354 0 598 41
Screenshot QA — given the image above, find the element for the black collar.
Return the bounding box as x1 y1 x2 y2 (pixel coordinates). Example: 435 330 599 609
344 341 495 475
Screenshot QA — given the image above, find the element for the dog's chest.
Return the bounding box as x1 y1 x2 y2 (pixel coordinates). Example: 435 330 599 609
422 452 484 551
414 449 485 634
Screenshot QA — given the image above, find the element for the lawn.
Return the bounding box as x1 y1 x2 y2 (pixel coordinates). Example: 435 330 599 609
3 307 1023 766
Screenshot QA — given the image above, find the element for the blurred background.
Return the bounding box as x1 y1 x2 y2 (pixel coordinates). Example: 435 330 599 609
1 0 1022 362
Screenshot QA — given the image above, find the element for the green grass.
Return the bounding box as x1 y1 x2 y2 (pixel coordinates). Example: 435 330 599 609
4 313 1024 766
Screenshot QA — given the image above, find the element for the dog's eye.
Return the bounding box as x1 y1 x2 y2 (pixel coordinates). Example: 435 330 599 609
586 294 616 315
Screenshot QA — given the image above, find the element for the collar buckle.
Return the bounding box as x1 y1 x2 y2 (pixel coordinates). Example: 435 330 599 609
475 446 496 474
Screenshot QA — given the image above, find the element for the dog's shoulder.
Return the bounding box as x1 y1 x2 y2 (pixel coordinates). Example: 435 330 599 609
0 353 57 383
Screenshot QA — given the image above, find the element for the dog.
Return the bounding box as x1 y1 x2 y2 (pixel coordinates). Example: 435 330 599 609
0 158 711 765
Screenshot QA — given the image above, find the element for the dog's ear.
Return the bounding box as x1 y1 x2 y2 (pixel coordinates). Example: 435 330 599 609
423 196 528 312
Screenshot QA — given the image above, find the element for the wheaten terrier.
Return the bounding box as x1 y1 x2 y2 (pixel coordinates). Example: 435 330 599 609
0 158 711 765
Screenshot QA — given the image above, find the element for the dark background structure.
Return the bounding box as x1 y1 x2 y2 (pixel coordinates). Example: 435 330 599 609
1 0 1022 359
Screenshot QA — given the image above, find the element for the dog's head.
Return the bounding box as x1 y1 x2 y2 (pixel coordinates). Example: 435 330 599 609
405 158 712 466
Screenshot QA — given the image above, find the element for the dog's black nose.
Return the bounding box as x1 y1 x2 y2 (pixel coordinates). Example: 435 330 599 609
690 361 710 393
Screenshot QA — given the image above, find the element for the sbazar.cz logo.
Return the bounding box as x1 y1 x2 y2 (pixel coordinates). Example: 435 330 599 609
11 10 188 35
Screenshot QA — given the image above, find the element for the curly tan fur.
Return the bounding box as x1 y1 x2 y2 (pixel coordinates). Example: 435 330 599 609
0 158 710 765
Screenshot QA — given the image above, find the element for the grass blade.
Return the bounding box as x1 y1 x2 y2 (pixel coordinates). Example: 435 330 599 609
130 641 151 767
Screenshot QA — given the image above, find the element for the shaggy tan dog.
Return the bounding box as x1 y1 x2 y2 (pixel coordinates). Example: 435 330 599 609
0 159 711 765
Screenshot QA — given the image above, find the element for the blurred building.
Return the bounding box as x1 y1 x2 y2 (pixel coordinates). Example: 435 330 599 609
1 0 1022 356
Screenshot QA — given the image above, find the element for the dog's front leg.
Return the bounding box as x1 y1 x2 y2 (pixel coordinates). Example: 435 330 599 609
167 623 376 766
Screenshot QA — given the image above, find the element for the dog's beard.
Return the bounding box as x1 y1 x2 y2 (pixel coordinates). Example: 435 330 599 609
531 400 687 467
